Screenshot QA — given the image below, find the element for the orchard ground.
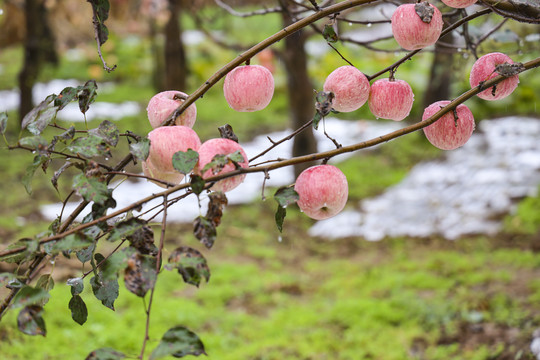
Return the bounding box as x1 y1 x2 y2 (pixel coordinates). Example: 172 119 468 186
1 7 540 360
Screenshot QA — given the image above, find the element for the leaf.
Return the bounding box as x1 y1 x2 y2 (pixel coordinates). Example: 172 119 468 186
202 154 228 174
108 218 147 243
88 1 111 45
12 286 50 309
67 277 84 296
51 161 74 191
0 112 7 134
90 120 119 147
228 150 245 165
35 274 54 306
19 135 48 150
0 238 39 264
217 124 238 142
22 155 48 195
314 90 334 121
415 2 435 23
0 272 18 286
190 175 205 196
54 87 80 110
47 232 93 255
313 112 323 131
21 94 58 135
193 216 216 249
69 295 88 325
86 348 126 360
73 173 111 205
68 135 110 158
206 192 228 227
275 204 287 233
127 225 157 256
274 186 300 207
100 247 137 280
130 138 150 161
79 80 98 114
124 253 158 297
77 242 96 264
90 275 119 311
481 0 540 24
166 247 210 287
17 305 46 336
150 326 207 359
172 149 199 175
322 23 338 42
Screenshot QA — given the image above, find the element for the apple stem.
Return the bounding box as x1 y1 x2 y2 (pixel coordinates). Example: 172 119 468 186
452 109 459 127
389 68 397 81
245 58 251 66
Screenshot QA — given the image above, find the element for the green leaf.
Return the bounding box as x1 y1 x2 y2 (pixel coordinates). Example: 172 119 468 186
172 149 199 175
90 275 119 311
313 112 322 131
67 277 84 296
90 120 119 147
47 232 93 255
22 155 48 195
12 286 50 308
73 173 112 206
0 112 7 134
130 138 150 161
19 135 48 150
68 135 110 158
108 218 147 243
54 87 79 110
100 247 137 280
202 154 228 174
150 326 207 360
17 305 46 336
21 94 58 135
35 274 54 306
77 242 96 264
124 253 157 297
275 204 287 233
87 1 111 45
0 238 39 264
166 247 210 287
190 175 205 196
322 23 338 42
86 348 126 360
274 186 300 207
79 80 98 114
69 295 88 325
193 216 216 249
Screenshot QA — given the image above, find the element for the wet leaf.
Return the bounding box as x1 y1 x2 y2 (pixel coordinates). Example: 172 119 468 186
166 247 210 287
35 274 54 306
108 218 147 243
69 295 88 325
274 186 299 207
79 80 98 114
86 348 126 360
90 120 119 147
21 94 58 135
275 204 287 233
193 216 216 249
17 305 46 336
90 275 119 311
67 277 84 296
172 149 199 175
68 135 110 158
323 23 338 42
12 286 50 308
190 174 205 196
54 87 79 110
73 173 111 206
124 253 157 297
22 155 49 195
0 112 7 134
130 138 150 161
150 326 207 359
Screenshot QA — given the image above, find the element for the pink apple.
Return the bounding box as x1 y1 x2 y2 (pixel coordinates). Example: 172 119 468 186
147 126 201 174
441 0 477 8
422 101 475 150
146 90 197 128
323 66 370 112
223 65 274 112
196 138 249 192
469 52 520 101
142 158 184 188
391 3 443 51
368 78 414 121
294 164 349 221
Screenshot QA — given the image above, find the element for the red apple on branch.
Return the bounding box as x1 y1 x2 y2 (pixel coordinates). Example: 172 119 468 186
368 78 414 121
223 64 275 112
469 52 520 101
391 3 443 51
146 90 197 128
323 65 370 112
147 126 202 174
422 101 475 150
294 164 349 220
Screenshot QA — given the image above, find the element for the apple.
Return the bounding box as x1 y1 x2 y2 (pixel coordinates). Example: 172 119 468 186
196 138 249 192
441 0 477 8
391 3 443 51
323 66 370 112
422 100 475 150
223 64 274 112
368 78 414 121
469 52 520 101
147 126 201 174
142 158 184 188
146 90 197 128
294 164 349 221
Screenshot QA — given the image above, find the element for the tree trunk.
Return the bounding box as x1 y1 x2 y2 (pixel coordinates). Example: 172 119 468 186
164 0 188 91
281 7 318 178
19 0 58 123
